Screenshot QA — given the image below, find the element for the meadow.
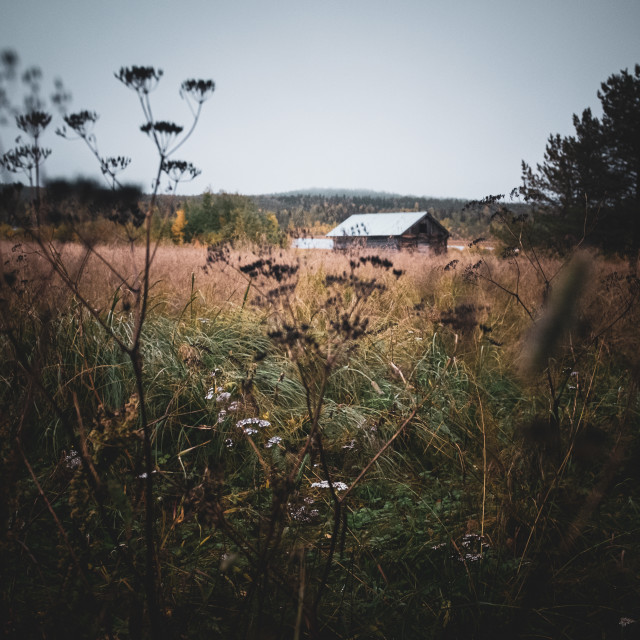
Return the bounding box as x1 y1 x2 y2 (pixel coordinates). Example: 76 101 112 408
1 237 640 639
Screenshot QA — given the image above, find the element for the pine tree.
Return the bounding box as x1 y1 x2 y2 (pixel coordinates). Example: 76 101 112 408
520 65 640 254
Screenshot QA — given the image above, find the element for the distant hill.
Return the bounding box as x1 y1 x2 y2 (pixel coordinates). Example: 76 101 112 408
268 188 424 199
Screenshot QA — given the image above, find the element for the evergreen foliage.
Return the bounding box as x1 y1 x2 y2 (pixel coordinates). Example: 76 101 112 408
521 64 640 254
182 191 284 245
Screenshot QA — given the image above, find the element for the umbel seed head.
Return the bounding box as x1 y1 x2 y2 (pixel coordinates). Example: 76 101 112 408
115 66 163 94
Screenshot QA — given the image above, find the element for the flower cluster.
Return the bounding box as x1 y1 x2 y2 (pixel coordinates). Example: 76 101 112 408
311 480 348 491
236 418 271 435
205 387 216 400
140 121 184 154
162 159 201 184
16 110 51 138
59 110 98 138
115 66 163 94
64 450 81 471
180 79 215 104
288 498 320 523
265 436 282 449
457 553 482 563
453 533 490 563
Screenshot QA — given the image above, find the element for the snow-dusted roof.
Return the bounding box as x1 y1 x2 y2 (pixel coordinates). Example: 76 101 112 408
326 212 429 237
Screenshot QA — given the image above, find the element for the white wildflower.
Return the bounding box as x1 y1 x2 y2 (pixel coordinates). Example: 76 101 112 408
236 418 271 429
462 533 482 548
228 401 239 412
217 410 227 424
216 391 231 404
224 438 234 449
64 450 81 470
311 480 348 491
205 387 215 400
619 617 636 628
462 533 490 547
265 436 282 448
137 470 158 479
288 503 320 522
459 553 482 562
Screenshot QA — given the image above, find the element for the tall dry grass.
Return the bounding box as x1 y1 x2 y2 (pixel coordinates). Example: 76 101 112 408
2 237 640 638
5 240 637 353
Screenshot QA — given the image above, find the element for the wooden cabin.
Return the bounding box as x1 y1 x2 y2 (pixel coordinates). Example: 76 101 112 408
326 211 449 253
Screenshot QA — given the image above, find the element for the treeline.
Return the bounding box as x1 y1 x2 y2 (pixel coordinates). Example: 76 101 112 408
2 178 544 245
2 183 527 243
177 191 284 245
0 183 287 246
251 192 484 237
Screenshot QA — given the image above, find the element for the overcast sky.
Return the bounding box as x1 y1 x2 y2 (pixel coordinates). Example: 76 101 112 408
1 0 639 199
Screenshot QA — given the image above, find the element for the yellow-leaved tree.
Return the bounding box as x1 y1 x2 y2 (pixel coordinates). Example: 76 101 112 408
171 208 187 243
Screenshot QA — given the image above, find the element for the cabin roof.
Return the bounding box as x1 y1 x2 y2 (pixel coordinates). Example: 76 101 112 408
326 211 448 238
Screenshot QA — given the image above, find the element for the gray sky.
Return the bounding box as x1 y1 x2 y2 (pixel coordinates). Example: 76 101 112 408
2 0 639 198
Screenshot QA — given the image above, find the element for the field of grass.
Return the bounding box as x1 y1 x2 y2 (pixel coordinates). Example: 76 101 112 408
1 238 640 639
